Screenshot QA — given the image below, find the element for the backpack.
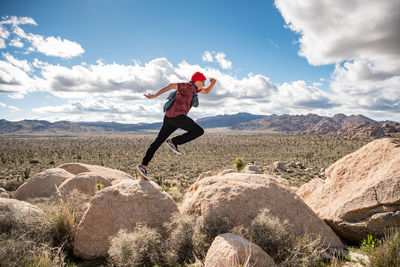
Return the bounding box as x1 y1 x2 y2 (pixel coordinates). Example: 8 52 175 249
163 84 199 112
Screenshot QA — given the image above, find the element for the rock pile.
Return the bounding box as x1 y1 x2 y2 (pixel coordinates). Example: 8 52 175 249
298 138 400 243
180 172 343 249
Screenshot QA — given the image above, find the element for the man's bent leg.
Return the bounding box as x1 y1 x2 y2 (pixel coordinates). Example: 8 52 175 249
170 115 204 146
142 117 177 166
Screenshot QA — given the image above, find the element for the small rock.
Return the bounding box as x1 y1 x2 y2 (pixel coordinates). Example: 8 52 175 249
243 164 262 174
273 161 286 171
0 187 9 198
288 162 297 168
296 162 304 169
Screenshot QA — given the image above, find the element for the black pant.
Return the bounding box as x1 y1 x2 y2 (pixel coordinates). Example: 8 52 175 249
141 115 204 166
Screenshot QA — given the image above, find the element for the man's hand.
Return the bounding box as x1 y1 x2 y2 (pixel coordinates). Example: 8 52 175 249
210 78 216 84
144 93 157 99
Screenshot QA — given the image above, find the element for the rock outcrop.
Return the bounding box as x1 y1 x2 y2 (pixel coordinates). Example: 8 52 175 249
204 233 276 267
297 138 400 243
180 172 343 249
73 179 179 260
58 163 132 184
58 172 112 197
0 198 51 241
13 168 74 200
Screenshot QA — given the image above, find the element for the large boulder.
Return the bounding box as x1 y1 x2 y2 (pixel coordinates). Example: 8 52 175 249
180 173 343 249
13 168 74 200
58 172 112 197
73 179 179 260
0 198 51 241
58 163 132 184
204 233 276 267
297 138 400 243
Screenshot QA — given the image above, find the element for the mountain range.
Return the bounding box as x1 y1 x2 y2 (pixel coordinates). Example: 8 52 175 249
1 113 399 138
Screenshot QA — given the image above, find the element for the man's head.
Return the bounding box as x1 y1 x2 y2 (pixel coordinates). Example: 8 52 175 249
191 72 206 89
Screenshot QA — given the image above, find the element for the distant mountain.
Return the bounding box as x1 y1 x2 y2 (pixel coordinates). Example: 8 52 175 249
233 113 400 138
196 112 264 128
1 113 399 137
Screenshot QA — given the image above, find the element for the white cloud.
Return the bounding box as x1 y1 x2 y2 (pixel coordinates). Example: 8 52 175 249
9 37 23 48
32 98 163 123
275 0 400 120
24 34 84 58
8 105 19 111
0 16 84 58
0 102 5 107
201 51 233 70
275 0 400 65
202 51 214 62
0 59 39 94
2 52 32 72
215 52 232 70
0 38 5 49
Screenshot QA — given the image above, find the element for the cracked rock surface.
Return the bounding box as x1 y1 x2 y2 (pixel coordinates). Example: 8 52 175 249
297 138 400 244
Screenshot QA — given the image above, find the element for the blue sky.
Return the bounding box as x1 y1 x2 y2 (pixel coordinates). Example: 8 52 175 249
0 0 399 123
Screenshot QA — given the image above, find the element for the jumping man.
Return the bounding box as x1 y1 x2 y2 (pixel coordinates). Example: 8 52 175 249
135 72 216 179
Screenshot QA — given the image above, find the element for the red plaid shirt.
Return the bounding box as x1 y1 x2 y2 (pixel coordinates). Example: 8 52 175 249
165 82 201 118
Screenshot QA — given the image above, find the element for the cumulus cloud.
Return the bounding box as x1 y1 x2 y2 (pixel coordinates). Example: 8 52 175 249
0 54 332 121
32 98 163 123
201 51 233 69
275 0 400 119
0 16 84 58
202 51 213 62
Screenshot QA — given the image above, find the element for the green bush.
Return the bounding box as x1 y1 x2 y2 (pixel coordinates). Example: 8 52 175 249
248 209 291 262
192 209 232 260
108 225 163 267
233 157 245 172
361 234 380 253
163 213 196 266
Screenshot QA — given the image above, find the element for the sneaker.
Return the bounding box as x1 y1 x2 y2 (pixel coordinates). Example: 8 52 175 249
165 139 182 155
135 165 149 180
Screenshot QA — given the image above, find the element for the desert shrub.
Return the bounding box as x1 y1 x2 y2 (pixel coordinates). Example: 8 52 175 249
163 213 196 266
108 225 163 267
233 157 245 172
360 234 380 253
58 189 92 224
248 209 292 262
280 234 327 267
192 209 232 260
36 189 91 255
369 227 400 267
0 236 68 267
47 200 76 254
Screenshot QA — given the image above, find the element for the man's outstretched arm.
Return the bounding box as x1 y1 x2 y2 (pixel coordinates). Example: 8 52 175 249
199 78 216 94
144 83 178 99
